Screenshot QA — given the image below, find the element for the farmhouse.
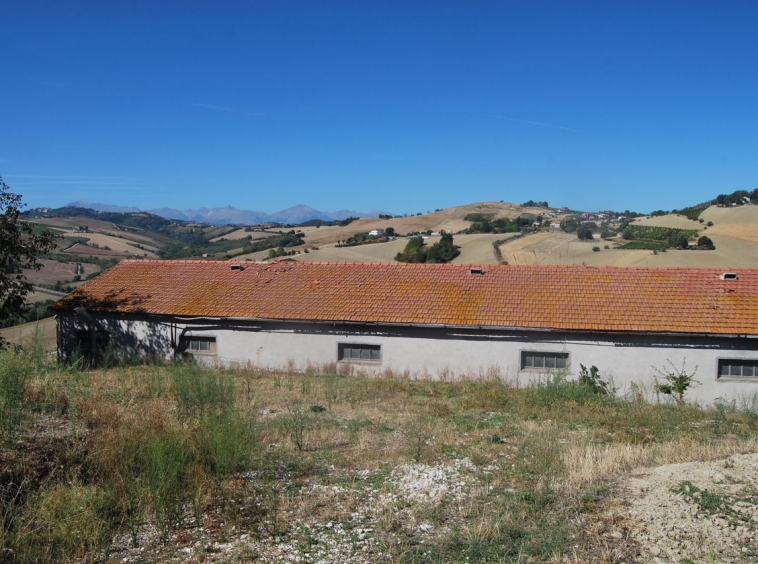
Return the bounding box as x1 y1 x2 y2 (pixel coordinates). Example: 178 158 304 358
52 260 758 404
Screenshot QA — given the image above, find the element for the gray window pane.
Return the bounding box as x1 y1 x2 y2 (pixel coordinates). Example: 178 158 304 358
534 356 545 368
199 340 209 351
743 364 754 377
556 356 567 368
545 356 556 368
524 355 534 367
371 349 380 360
361 348 370 360
720 363 731 376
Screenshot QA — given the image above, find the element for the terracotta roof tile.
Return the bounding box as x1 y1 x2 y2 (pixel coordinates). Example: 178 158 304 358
51 260 758 336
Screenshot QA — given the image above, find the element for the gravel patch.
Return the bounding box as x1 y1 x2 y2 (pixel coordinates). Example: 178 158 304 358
623 453 758 563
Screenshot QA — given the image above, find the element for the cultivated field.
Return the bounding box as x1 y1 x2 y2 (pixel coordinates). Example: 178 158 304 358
293 205 758 268
0 317 57 350
0 350 756 563
57 230 159 257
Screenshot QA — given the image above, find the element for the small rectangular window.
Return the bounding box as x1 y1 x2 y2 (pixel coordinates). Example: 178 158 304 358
521 351 569 371
183 337 216 354
338 343 381 362
718 359 758 380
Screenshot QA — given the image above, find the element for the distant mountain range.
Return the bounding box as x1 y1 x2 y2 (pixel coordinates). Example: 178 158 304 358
66 201 390 225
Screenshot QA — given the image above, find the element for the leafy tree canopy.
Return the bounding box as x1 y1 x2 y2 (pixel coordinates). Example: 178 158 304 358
1 177 57 335
395 232 460 264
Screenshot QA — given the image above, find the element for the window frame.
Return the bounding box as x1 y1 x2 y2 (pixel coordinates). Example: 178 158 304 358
182 336 217 355
338 343 381 363
717 358 758 381
520 350 569 371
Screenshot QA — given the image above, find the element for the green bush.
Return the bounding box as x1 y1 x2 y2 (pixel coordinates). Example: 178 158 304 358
143 432 194 536
197 413 256 477
654 360 699 405
170 363 236 420
0 347 31 440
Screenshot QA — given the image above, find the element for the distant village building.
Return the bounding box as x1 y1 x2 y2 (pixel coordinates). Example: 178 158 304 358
52 260 758 405
550 221 562 229
369 229 384 237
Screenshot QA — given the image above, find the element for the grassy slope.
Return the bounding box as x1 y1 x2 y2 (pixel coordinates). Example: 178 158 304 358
0 317 56 350
1 356 756 563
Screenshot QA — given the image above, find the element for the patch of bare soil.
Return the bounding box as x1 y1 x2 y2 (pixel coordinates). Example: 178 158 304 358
615 453 758 563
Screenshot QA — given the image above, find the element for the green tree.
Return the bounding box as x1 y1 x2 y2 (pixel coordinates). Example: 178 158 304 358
697 236 715 250
394 232 460 264
426 232 460 263
671 235 689 249
395 236 425 263
576 225 593 240
560 217 578 233
0 177 57 336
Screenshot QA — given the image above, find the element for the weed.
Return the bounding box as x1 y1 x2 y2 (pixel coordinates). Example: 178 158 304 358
15 480 114 561
654 359 699 405
143 432 194 538
0 346 31 440
578 364 612 395
197 412 257 477
402 413 436 462
280 405 314 451
170 363 236 420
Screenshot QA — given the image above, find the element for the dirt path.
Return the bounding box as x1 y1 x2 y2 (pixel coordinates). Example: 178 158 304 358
619 453 758 563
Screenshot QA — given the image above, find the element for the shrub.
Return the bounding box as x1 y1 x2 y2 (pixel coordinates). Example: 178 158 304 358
279 405 313 451
170 363 236 420
197 413 256 477
143 432 194 537
577 364 611 395
654 360 699 405
592 246 600 252
0 347 31 440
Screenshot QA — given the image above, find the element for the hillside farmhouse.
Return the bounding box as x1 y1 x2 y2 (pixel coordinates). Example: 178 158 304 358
52 260 758 404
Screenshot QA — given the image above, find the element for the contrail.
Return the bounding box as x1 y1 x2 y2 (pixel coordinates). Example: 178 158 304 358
466 111 586 133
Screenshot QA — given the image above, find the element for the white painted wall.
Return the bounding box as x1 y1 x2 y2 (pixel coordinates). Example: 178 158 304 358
57 314 758 405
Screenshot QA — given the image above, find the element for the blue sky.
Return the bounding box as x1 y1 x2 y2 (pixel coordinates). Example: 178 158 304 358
2 1 757 215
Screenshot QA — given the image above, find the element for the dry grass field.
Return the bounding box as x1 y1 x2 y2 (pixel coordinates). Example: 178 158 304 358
0 317 56 350
294 205 758 268
295 202 550 249
0 351 756 563
57 230 159 257
29 217 175 248
24 259 99 285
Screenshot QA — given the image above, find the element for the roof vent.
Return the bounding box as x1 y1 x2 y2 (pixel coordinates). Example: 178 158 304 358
469 268 484 275
720 272 738 280
230 264 243 271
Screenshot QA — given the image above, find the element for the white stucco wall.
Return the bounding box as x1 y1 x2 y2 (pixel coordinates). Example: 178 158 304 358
57 313 758 405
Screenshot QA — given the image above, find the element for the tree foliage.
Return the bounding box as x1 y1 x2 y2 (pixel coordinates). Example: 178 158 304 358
697 236 715 250
395 232 460 263
0 177 57 333
576 225 594 240
560 217 579 233
464 213 531 234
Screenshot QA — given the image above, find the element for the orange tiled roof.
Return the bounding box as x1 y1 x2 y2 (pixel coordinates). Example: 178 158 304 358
52 260 758 335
